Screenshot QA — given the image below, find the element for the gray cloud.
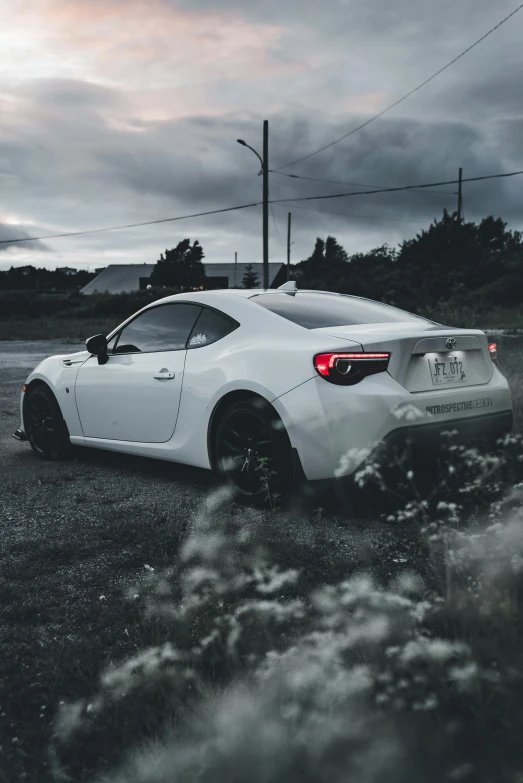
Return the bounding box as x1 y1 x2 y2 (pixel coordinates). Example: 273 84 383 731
1 0 523 269
0 223 47 253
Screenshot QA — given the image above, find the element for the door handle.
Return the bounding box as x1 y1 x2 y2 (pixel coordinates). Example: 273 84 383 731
153 371 175 380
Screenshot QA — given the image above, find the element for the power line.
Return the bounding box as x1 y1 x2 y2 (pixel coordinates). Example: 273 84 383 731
2 168 522 247
0 201 261 245
269 169 523 206
275 3 523 171
273 201 447 226
270 169 457 195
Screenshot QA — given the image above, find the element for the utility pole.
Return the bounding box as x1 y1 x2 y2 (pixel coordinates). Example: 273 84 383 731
457 167 463 222
236 121 269 289
262 119 269 289
234 251 238 287
287 212 292 281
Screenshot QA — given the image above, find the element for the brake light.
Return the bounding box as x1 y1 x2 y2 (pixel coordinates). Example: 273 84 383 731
314 352 390 385
488 343 498 364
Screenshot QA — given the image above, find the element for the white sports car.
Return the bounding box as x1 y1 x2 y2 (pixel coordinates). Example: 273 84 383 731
14 283 513 499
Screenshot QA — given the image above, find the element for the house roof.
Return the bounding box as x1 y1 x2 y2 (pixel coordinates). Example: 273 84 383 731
80 262 285 295
80 264 155 295
203 262 284 286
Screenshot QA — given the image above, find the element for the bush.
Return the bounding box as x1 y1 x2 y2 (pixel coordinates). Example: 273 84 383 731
51 436 523 783
0 289 180 322
72 290 181 319
0 291 76 319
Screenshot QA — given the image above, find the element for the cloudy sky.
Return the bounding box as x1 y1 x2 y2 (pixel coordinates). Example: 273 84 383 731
1 0 523 271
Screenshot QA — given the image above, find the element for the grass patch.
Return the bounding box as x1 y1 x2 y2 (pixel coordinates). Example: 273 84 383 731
0 289 181 341
0 318 119 341
422 303 523 330
0 505 188 782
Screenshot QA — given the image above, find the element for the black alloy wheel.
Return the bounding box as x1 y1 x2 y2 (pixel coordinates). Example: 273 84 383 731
24 385 71 461
214 398 291 503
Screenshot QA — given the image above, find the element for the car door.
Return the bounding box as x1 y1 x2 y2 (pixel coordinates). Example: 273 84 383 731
75 303 201 443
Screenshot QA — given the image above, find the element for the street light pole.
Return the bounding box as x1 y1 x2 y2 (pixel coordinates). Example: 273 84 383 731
262 120 269 289
287 212 292 281
237 120 269 289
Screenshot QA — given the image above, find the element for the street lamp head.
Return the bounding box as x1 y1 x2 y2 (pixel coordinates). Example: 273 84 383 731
237 139 246 146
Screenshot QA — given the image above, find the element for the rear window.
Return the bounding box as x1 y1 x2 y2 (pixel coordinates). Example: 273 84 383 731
251 292 430 329
187 307 238 348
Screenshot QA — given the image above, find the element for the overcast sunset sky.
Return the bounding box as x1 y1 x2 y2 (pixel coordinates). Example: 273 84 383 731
1 0 523 271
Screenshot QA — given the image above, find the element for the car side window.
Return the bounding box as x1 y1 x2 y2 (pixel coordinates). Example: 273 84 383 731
187 307 238 348
114 304 202 354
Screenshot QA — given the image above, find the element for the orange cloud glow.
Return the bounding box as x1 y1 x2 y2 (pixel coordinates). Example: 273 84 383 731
2 0 292 90
344 92 388 115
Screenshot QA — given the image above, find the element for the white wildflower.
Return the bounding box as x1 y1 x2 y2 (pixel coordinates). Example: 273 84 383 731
335 446 373 478
391 403 426 422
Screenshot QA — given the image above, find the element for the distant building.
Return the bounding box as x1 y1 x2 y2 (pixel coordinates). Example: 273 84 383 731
80 262 286 295
198 262 287 290
60 267 78 275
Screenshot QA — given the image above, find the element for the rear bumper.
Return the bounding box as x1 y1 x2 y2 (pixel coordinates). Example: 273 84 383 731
380 410 513 454
275 369 513 480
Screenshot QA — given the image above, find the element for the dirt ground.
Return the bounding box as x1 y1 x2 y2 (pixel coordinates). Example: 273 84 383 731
1 340 425 782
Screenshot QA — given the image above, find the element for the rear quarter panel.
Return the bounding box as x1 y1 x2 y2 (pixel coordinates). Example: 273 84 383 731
277 365 512 481
168 301 362 469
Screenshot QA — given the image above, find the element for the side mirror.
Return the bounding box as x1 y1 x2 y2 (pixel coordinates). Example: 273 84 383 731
86 334 108 365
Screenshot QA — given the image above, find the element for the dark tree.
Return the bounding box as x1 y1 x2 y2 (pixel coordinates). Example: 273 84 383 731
337 244 397 302
295 235 350 290
150 239 206 291
309 238 325 270
242 263 260 288
0 265 95 291
324 236 349 265
292 214 523 314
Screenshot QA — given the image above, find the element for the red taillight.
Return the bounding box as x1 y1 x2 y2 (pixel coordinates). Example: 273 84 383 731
314 352 390 385
488 343 498 364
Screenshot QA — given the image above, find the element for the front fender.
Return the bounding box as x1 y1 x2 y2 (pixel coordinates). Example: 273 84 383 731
21 352 90 438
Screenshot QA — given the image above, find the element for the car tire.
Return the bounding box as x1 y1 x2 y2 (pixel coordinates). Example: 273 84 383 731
24 385 72 461
214 396 293 505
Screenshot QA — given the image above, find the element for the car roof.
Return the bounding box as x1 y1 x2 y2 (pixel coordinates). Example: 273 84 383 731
146 289 287 308
150 288 349 304
151 289 255 303
151 288 378 307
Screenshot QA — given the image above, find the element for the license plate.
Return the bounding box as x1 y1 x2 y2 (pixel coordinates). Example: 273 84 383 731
429 355 467 385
